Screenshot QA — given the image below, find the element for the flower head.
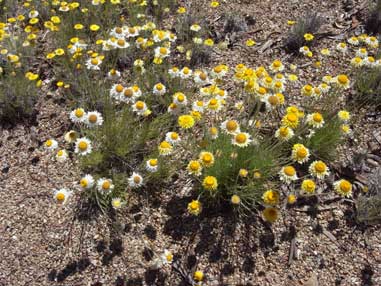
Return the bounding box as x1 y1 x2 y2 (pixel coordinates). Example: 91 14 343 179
279 166 298 184
263 207 279 223
309 161 330 179
54 188 71 204
334 179 352 197
97 178 114 193
128 172 143 188
292 144 310 164
202 176 218 191
232 132 252 147
262 190 279 206
80 174 95 189
178 115 195 129
74 137 92 155
188 200 202 215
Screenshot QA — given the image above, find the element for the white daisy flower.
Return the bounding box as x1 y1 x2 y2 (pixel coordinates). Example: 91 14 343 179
173 92 187 105
168 67 180 78
279 166 298 184
70 108 86 123
153 83 166 95
179 67 193 79
154 46 170 58
128 172 143 188
110 84 125 100
85 111 103 128
85 57 102 70
146 159 159 172
97 178 114 193
44 139 58 150
190 24 201 32
74 137 92 156
107 69 121 80
232 132 252 147
80 174 95 190
275 126 294 141
132 101 148 115
192 101 205 113
54 188 72 204
306 113 325 128
111 197 124 209
221 120 240 135
55 149 68 162
165 132 181 145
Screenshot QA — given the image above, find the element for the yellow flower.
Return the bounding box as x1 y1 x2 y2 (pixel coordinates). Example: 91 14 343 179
204 38 214 46
194 271 204 282
304 33 314 41
188 200 202 215
263 207 279 223
287 194 297 204
177 7 186 14
262 190 279 206
178 115 195 129
287 20 296 25
158 141 173 156
187 160 202 176
246 39 256 47
281 113 299 129
231 195 241 205
210 1 220 8
301 179 316 194
74 24 84 30
90 24 100 31
334 179 352 197
199 151 214 167
202 176 218 191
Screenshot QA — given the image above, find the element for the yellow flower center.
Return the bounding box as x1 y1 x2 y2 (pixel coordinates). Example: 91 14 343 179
205 177 215 186
115 27 123 34
124 89 133 97
279 127 289 137
190 161 200 171
226 120 238 131
160 141 171 149
190 201 199 210
177 94 184 102
284 166 296 176
315 162 326 173
159 47 167 55
340 180 351 192
287 113 297 123
214 66 222 73
136 101 144 110
80 179 88 187
199 73 207 80
75 109 84 117
273 60 281 68
133 176 141 184
45 140 52 147
209 99 217 106
102 181 111 189
78 141 88 151
156 83 163 90
313 113 323 123
337 75 348 84
115 84 124 93
203 154 212 163
129 27 136 34
149 159 158 166
91 58 99 65
117 39 125 46
170 133 179 140
57 150 64 157
235 133 247 144
88 114 97 123
268 95 279 106
297 148 307 158
56 193 65 201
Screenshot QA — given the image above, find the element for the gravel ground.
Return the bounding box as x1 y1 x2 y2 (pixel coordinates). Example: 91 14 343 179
1 0 381 285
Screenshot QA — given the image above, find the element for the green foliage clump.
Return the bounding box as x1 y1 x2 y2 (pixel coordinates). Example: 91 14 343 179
365 0 381 35
0 67 38 126
353 66 381 108
284 13 323 54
